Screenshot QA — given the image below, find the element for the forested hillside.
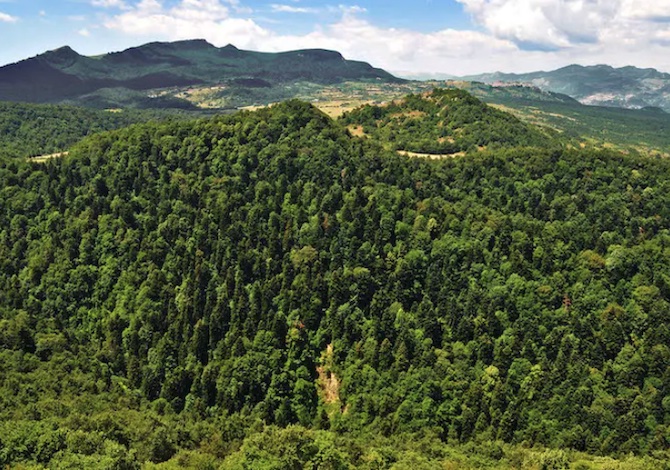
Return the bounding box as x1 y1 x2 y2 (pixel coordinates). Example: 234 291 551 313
1 97 670 468
341 89 553 154
450 81 670 154
0 101 184 158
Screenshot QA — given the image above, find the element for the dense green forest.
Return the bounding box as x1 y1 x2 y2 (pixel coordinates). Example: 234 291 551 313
1 94 670 468
0 101 198 159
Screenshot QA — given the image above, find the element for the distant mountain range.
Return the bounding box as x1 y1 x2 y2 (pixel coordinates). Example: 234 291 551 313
464 64 670 112
5 40 669 114
445 80 670 154
0 40 401 108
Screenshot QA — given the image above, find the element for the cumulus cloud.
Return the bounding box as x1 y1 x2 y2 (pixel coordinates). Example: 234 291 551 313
92 0 129 8
79 28 92 37
267 15 514 65
271 16 561 75
93 0 670 74
455 0 670 53
100 1 519 73
0 11 17 23
621 0 670 21
104 0 268 49
270 4 317 14
456 0 619 50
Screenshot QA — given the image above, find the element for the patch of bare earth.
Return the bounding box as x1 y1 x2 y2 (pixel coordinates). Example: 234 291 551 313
347 125 367 138
30 151 69 163
314 100 373 118
397 150 465 159
317 344 340 404
317 366 340 405
317 343 344 413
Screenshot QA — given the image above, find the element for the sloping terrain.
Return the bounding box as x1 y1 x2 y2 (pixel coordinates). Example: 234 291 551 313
0 102 205 158
0 101 187 158
450 81 670 154
1 94 670 467
464 64 670 111
0 40 401 108
341 88 554 154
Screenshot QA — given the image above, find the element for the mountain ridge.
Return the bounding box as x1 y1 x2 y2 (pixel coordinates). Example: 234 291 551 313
0 40 402 108
463 63 670 111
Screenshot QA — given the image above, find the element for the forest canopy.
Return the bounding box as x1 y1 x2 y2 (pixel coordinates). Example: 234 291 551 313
0 94 669 468
0 101 194 159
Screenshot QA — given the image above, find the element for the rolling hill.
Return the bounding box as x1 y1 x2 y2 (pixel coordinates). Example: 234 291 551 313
445 81 670 154
341 88 555 155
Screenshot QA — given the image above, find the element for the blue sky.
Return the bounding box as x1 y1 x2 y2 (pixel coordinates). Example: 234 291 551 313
2 0 670 75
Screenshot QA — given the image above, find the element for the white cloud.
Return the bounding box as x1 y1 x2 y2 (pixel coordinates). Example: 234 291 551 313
104 0 267 49
456 0 619 50
454 0 670 55
270 4 317 14
0 11 17 22
331 5 366 15
79 28 92 37
92 0 129 8
260 15 526 74
96 0 670 75
621 0 670 21
101 1 517 73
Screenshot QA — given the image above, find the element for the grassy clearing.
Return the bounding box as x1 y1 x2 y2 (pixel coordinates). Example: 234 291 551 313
314 100 375 118
397 149 466 159
29 151 69 163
